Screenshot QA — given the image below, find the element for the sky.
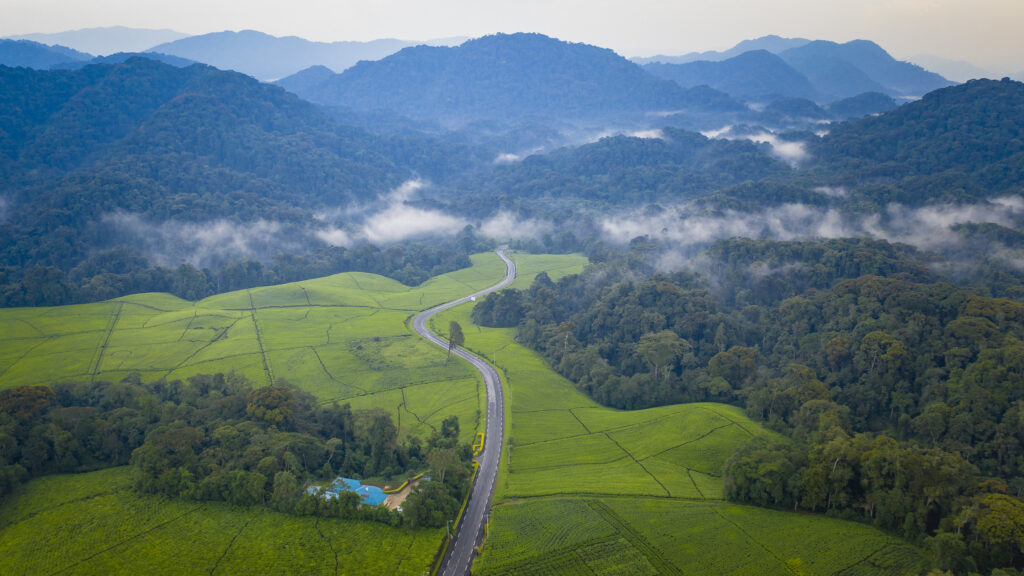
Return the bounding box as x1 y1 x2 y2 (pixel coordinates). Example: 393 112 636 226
1 0 1021 73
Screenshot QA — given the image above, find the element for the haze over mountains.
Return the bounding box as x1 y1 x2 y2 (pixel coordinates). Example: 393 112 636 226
281 33 745 126
643 38 952 102
149 30 467 80
7 26 188 56
2 27 1023 306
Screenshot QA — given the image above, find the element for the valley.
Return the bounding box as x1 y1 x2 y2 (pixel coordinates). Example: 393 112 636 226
2 13 1024 576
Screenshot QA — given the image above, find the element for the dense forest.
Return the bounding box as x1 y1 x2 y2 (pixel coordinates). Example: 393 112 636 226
0 59 496 308
0 230 492 307
473 237 1024 574
0 373 472 528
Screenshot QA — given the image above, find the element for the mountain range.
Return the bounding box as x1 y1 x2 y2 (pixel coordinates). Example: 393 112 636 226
0 39 92 69
644 39 952 102
633 35 811 65
0 58 414 271
6 26 188 56
279 33 745 126
148 30 465 80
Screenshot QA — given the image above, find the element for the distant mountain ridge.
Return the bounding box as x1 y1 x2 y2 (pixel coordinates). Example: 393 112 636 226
282 33 744 125
0 39 92 69
7 26 188 56
633 35 811 65
780 39 952 99
643 50 818 101
644 37 953 103
149 30 464 80
53 52 197 70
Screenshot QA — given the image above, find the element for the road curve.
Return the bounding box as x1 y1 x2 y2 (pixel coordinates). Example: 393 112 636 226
412 249 516 576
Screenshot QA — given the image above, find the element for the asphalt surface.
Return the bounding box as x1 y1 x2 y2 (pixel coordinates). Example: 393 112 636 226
411 249 516 576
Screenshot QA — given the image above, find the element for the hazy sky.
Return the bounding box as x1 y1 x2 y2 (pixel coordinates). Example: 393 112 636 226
2 0 1021 72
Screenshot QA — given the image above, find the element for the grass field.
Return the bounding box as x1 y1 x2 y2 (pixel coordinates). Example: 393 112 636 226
0 251 588 576
0 467 444 576
0 252 568 446
430 251 928 575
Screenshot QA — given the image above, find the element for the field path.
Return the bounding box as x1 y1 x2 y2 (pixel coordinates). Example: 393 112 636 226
412 248 515 576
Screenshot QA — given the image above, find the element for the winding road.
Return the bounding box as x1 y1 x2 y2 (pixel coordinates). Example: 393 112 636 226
412 248 516 576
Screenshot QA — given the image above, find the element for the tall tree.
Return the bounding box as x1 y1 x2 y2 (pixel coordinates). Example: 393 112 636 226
447 321 465 362
637 330 690 380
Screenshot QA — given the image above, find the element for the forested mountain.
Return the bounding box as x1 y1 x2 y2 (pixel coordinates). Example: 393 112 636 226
645 39 953 105
779 39 953 100
149 30 444 80
448 127 791 214
53 51 197 70
810 78 1024 192
0 39 91 69
0 57 500 305
285 33 745 125
644 50 819 101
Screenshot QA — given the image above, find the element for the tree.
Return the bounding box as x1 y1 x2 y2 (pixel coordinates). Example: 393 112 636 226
637 330 690 380
427 448 460 484
447 321 465 362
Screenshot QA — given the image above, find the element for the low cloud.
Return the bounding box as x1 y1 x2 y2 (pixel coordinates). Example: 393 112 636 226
627 129 666 140
104 213 302 267
864 200 1021 249
0 196 7 222
601 203 854 247
701 126 809 166
356 179 468 244
478 211 554 240
494 153 523 164
600 196 1024 258
315 227 352 247
361 203 467 243
744 132 809 165
700 126 733 139
813 186 848 198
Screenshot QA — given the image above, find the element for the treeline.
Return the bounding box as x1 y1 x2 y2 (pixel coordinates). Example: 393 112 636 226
0 231 490 308
473 237 1024 574
0 373 473 528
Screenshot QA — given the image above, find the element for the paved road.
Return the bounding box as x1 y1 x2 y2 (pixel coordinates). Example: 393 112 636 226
411 248 516 576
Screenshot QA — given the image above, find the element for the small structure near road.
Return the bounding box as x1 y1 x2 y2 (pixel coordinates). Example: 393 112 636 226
307 474 426 509
307 477 387 507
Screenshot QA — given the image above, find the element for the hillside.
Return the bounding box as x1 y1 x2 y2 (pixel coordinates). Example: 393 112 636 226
0 58 466 298
779 39 952 100
445 126 790 215
644 50 819 101
149 30 427 80
0 39 92 69
53 51 197 70
811 77 1024 189
288 33 744 124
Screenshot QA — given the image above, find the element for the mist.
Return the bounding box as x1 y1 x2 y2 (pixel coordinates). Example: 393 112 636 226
701 126 810 165
601 196 1024 271
478 211 554 240
103 212 306 268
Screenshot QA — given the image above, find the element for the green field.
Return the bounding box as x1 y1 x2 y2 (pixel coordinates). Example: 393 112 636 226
0 251 589 575
0 467 443 576
0 252 540 445
430 252 928 575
